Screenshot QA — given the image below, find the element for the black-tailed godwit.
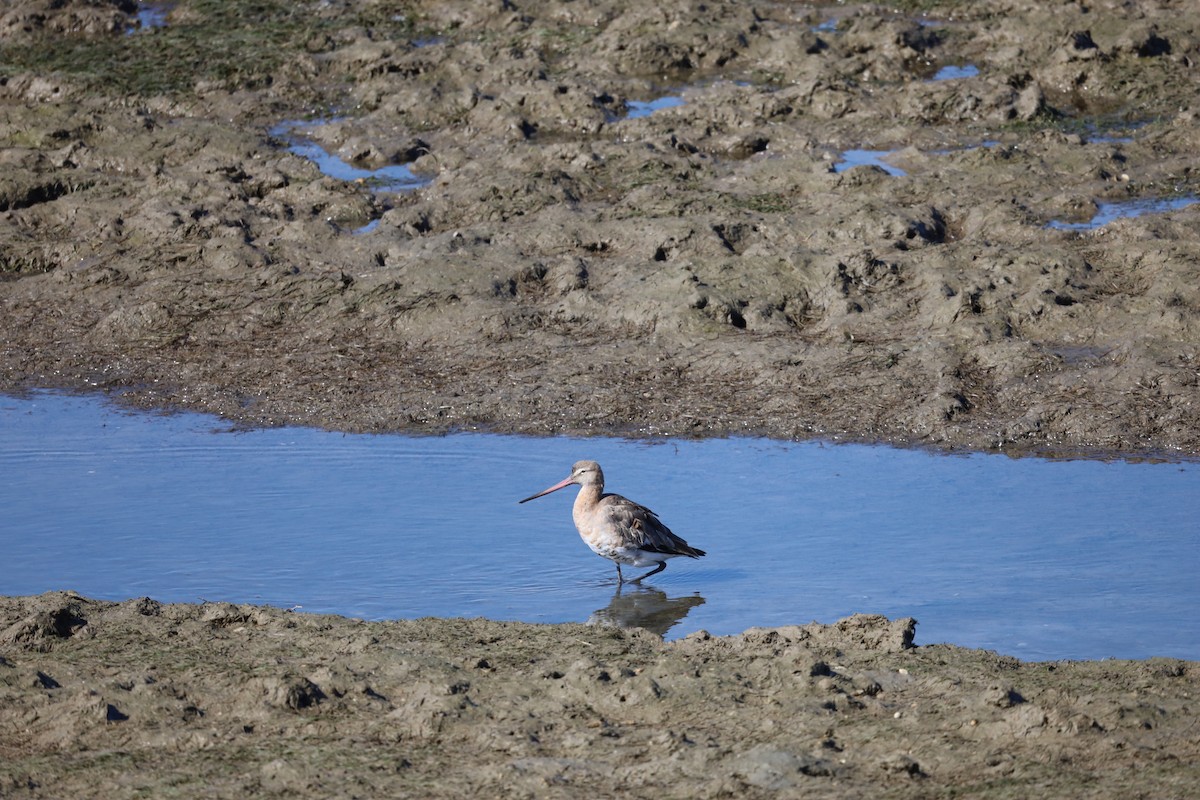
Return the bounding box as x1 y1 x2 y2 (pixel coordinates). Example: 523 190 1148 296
519 460 705 584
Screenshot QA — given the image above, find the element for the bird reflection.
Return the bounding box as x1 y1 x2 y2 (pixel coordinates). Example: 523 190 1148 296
587 584 705 637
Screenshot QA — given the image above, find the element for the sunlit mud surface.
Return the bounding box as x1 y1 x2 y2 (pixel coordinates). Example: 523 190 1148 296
2 0 1200 459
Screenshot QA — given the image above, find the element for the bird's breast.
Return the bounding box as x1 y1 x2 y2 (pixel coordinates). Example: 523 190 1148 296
574 515 625 552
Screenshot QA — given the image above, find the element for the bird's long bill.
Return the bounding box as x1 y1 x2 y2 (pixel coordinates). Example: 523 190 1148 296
518 474 574 504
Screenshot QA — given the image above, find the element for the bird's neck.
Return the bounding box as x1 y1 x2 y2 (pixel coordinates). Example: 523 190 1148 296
573 483 602 516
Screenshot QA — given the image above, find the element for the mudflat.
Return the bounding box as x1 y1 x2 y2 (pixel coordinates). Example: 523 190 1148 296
2 1 1198 796
2 0 1199 455
3 592 1198 798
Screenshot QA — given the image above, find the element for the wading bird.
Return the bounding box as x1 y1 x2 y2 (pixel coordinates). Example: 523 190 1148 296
519 460 705 584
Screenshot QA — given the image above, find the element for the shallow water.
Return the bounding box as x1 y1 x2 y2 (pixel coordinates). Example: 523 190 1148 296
625 96 685 120
3 392 1197 661
834 149 907 177
1047 195 1200 231
128 2 171 33
930 64 980 81
270 121 430 192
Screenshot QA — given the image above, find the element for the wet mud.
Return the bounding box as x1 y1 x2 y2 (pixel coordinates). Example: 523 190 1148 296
1 0 1199 456
2 1 1199 796
3 592 1198 799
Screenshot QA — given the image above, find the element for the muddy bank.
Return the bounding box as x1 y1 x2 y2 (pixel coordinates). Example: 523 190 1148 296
0 0 1198 455
1 592 1196 799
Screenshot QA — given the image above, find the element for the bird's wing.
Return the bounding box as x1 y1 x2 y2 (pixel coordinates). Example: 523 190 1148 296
600 494 702 557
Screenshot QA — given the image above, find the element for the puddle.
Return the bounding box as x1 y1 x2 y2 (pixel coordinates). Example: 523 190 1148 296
835 140 1004 176
4 391 1198 659
1047 195 1200 231
270 120 431 192
624 95 686 120
930 64 979 81
127 1 172 33
833 149 907 177
1084 120 1150 145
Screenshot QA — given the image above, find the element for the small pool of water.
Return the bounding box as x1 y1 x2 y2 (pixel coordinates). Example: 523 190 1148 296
1047 195 1199 231
3 392 1197 661
271 121 431 192
834 149 907 177
128 1 171 34
930 64 980 81
625 96 686 120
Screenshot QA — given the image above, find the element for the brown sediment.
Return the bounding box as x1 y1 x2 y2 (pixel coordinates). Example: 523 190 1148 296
2 592 1197 799
2 0 1199 458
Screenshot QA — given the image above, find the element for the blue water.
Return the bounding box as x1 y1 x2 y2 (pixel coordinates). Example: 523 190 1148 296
834 149 907 177
271 121 431 192
3 392 1197 661
1047 196 1199 231
128 2 171 34
626 96 685 120
931 64 980 81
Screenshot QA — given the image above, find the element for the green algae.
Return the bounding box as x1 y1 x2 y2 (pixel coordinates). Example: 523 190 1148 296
0 0 420 97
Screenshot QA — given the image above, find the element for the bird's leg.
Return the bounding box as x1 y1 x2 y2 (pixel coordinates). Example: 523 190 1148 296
616 563 625 584
629 561 667 584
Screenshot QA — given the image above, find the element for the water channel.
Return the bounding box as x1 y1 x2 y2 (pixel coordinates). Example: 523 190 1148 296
3 391 1196 661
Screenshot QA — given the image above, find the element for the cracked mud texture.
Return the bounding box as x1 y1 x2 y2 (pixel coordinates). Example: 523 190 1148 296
1 0 1199 455
2 1 1200 796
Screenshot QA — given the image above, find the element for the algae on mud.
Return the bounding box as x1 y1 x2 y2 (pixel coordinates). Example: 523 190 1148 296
0 0 420 97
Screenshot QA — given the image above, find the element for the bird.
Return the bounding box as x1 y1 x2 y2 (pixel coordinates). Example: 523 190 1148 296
519 460 705 584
